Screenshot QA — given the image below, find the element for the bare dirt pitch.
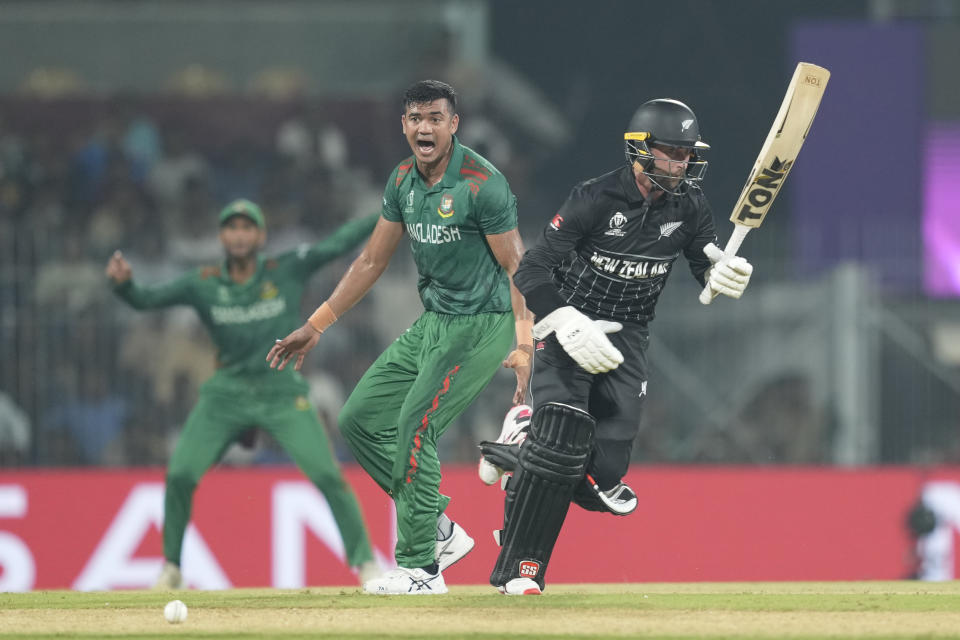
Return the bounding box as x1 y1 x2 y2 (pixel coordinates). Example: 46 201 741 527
3 582 960 639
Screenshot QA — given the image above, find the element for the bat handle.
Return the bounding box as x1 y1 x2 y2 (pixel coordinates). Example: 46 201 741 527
698 281 717 305
698 224 752 305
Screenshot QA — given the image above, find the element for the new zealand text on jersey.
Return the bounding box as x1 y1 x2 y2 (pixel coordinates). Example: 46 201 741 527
590 252 669 279
406 222 462 245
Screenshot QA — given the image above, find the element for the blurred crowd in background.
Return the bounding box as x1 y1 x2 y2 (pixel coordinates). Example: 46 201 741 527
2 0 959 471
0 94 552 468
0 92 838 470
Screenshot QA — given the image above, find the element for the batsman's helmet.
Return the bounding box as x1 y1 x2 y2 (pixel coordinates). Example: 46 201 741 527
624 99 709 190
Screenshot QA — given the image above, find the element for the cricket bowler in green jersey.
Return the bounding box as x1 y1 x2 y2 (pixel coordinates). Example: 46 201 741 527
106 199 380 589
268 80 534 595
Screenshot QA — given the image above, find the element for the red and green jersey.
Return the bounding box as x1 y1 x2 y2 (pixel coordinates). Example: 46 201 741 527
113 214 376 396
381 136 518 315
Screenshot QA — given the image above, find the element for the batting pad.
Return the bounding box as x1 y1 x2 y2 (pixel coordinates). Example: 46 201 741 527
490 402 595 589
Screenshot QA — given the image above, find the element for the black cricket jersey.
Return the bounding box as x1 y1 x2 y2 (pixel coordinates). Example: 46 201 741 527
515 165 717 324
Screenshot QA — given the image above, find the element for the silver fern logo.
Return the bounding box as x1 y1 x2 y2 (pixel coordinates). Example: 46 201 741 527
659 221 683 239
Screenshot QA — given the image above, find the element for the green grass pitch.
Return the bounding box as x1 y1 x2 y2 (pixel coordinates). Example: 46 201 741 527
2 582 960 639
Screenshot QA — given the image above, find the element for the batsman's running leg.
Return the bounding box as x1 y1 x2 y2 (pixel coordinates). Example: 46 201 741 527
490 402 595 591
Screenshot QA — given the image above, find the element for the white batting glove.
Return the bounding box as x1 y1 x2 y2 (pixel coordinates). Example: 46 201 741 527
703 243 754 301
533 306 624 374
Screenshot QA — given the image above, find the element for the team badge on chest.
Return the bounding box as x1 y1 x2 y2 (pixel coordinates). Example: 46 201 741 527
604 211 628 237
437 193 455 218
260 281 278 300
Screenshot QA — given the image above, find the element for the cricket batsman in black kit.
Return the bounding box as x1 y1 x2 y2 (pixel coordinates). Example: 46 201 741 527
486 99 754 595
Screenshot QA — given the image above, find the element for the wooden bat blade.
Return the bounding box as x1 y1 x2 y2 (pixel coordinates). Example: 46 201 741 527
699 62 829 305
730 62 830 229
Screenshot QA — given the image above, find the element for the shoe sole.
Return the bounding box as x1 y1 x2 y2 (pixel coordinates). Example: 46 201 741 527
362 569 448 595
363 588 449 595
497 586 542 596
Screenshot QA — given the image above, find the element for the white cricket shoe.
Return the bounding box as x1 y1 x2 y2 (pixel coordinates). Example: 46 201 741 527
362 567 448 595
599 482 638 515
498 577 542 596
436 521 475 571
478 404 532 485
153 561 185 590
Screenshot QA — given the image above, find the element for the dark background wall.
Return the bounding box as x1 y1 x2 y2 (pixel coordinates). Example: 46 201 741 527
490 1 873 281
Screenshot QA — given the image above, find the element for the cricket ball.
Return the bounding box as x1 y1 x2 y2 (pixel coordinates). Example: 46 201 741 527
164 599 188 624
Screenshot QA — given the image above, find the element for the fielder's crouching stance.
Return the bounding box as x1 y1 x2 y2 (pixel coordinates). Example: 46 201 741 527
487 98 753 595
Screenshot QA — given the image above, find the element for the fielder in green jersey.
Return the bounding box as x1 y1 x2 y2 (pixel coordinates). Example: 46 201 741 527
106 199 380 589
268 80 534 595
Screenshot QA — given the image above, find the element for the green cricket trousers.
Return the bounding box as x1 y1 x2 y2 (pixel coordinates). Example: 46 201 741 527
163 384 374 569
339 311 513 568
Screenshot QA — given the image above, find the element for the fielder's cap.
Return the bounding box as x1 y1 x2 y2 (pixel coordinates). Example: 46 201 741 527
219 199 265 229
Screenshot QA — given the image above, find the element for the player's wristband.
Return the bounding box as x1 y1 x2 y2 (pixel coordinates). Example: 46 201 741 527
307 301 338 334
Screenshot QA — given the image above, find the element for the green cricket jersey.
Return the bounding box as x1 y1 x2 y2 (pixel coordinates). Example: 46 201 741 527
113 214 377 396
381 136 518 315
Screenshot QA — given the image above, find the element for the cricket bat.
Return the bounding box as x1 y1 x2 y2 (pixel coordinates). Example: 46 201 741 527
699 62 830 304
